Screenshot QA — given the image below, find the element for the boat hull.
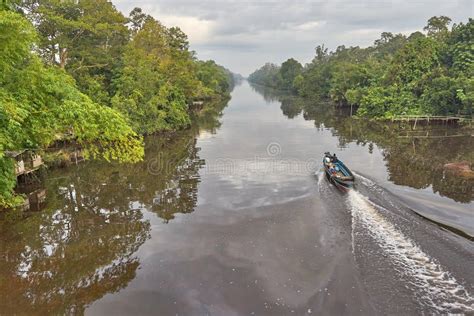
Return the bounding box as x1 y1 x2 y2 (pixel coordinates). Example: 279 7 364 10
323 156 355 190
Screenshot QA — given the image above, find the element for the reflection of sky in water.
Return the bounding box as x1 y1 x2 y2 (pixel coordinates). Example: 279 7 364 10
2 80 473 315
85 80 474 315
196 81 473 236
198 83 474 233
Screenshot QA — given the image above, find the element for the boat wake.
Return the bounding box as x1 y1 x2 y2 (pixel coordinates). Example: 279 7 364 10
347 186 474 313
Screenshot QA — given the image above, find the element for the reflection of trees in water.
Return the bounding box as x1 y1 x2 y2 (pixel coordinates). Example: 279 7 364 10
191 97 228 133
249 83 289 103
383 136 473 202
327 117 473 203
52 133 204 222
137 100 227 221
40 100 224 224
0 185 150 314
146 135 205 222
253 85 473 203
0 99 228 313
280 96 304 119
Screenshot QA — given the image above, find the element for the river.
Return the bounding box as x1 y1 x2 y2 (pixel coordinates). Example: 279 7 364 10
0 81 473 314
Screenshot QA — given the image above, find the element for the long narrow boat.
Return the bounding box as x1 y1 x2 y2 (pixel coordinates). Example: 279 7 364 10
323 152 355 190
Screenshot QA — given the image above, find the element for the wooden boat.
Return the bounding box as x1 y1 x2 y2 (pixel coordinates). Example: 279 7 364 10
323 152 355 190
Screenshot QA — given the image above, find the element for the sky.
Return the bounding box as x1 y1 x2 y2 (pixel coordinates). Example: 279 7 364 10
113 0 473 76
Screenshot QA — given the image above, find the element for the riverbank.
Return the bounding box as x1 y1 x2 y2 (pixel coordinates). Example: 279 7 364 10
249 17 473 119
249 81 474 129
0 93 233 214
0 4 239 209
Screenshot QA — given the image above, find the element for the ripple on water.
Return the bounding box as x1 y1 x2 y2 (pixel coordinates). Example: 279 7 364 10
347 190 474 313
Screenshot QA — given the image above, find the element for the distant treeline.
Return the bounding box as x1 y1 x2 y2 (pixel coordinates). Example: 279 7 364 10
249 16 473 118
0 0 237 208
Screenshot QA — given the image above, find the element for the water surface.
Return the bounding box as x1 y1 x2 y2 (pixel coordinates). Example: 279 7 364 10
0 81 473 314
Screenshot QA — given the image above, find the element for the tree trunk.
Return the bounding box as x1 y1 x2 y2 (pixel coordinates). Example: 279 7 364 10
59 47 68 69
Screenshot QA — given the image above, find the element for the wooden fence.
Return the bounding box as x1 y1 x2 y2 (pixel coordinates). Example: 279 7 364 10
391 115 473 129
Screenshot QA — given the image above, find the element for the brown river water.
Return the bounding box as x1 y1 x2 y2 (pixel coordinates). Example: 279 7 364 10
0 81 473 314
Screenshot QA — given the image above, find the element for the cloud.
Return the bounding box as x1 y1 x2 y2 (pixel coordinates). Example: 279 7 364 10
157 14 216 45
113 0 473 75
292 21 326 31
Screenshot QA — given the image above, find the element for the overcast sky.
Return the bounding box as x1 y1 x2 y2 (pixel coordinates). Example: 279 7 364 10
114 0 473 76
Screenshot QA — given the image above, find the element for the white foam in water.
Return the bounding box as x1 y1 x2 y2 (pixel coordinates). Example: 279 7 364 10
353 172 376 187
316 170 325 187
348 189 474 313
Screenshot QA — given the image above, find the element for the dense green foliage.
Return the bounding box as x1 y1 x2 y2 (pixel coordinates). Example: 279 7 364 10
0 9 143 207
0 1 234 208
248 63 281 88
20 1 234 134
249 17 473 118
248 58 303 92
110 18 234 134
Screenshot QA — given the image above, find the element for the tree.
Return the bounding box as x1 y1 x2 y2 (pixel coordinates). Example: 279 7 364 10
0 10 143 208
424 16 452 37
314 44 329 63
374 32 394 45
23 0 130 105
167 26 190 51
447 19 474 75
248 63 282 88
330 62 371 106
196 60 233 95
280 58 303 91
111 17 196 134
408 31 425 41
387 36 440 86
373 32 407 58
296 46 332 98
128 7 150 34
